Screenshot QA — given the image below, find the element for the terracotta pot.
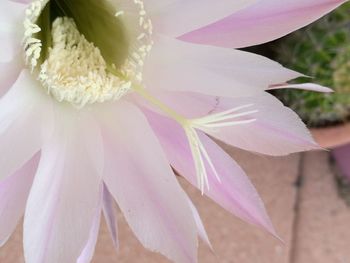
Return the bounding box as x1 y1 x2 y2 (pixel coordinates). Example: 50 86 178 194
311 122 350 149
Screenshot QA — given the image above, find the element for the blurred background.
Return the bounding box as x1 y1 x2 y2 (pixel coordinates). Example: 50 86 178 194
1 3 350 263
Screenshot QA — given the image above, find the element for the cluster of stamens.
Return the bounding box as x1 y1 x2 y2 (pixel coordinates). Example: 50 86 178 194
23 0 48 68
23 0 153 107
125 0 154 83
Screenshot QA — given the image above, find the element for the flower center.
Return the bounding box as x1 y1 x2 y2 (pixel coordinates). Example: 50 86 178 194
23 0 153 107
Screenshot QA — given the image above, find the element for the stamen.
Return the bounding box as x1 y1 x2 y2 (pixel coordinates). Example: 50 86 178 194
23 0 49 68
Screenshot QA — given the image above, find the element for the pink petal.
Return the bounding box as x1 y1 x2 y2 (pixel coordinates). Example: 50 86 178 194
0 153 39 246
144 36 300 98
145 0 256 37
143 109 277 236
268 83 334 93
0 70 53 182
102 183 119 249
23 108 104 263
180 0 347 48
98 101 198 263
77 186 103 263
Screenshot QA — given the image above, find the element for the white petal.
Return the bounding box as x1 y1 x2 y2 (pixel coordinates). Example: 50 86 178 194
0 70 52 181
144 36 301 97
23 108 104 263
145 0 256 36
98 101 198 263
0 154 39 246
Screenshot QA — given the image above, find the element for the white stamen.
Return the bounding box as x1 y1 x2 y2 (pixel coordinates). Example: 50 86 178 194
23 0 49 69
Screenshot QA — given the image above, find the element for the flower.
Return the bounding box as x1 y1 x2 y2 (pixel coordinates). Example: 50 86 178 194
0 0 346 263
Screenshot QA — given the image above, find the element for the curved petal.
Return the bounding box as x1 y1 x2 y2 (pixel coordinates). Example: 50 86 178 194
145 0 256 36
0 153 39 246
98 101 198 263
23 108 104 263
77 186 103 263
180 0 347 48
102 183 119 249
144 36 301 98
0 70 53 181
143 109 277 236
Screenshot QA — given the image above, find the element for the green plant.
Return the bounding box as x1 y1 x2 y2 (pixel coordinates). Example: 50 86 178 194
273 3 350 127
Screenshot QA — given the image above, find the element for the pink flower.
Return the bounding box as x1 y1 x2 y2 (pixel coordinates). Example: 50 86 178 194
0 0 345 262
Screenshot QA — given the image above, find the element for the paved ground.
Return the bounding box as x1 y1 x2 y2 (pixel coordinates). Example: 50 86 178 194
1 146 350 263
